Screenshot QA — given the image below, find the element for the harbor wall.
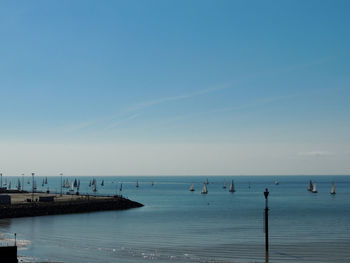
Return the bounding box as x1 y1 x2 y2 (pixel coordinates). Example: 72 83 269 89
0 197 143 219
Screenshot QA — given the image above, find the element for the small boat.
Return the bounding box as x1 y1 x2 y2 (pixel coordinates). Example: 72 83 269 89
42 179 45 187
88 180 91 187
17 179 21 191
73 179 77 187
69 182 74 193
223 180 226 189
190 184 195 192
229 180 235 193
312 183 318 193
101 180 104 186
119 183 123 192
151 181 154 186
92 183 97 192
8 181 11 189
44 177 48 184
307 180 313 191
275 178 279 185
27 179 30 184
136 180 139 188
205 178 209 185
3 178 7 186
201 183 208 194
330 183 336 195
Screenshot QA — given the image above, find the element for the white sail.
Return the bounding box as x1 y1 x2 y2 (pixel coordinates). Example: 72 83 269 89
275 178 279 185
331 183 336 195
312 183 317 193
93 183 97 192
229 180 235 193
201 183 208 194
190 184 195 192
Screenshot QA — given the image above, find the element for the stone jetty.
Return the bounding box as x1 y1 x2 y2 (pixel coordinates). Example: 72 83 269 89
0 193 143 219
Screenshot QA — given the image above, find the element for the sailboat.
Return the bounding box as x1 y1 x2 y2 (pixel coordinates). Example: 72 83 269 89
205 178 209 185
151 181 154 186
88 180 91 187
92 183 97 192
3 178 7 186
69 182 74 193
190 184 195 192
8 181 11 189
44 177 48 184
17 179 21 191
101 180 104 186
312 183 318 193
136 180 139 188
27 179 30 184
42 179 45 187
307 180 313 191
201 183 208 194
119 183 123 192
223 180 226 189
73 179 77 187
275 178 279 185
330 183 336 195
229 180 235 193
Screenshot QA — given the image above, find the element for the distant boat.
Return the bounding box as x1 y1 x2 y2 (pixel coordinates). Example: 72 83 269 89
307 180 313 191
223 180 226 189
275 178 279 185
136 180 139 188
92 183 97 192
201 183 208 194
44 177 48 184
74 179 77 187
119 183 123 192
42 179 45 187
229 180 235 193
151 181 154 186
101 180 104 186
205 178 209 185
330 183 336 195
88 180 91 187
70 182 74 193
190 184 195 192
3 178 7 186
8 181 11 189
17 179 21 191
312 183 318 193
248 182 251 189
27 179 30 184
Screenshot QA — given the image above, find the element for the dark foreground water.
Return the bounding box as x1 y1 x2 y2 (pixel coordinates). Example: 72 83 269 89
0 176 349 263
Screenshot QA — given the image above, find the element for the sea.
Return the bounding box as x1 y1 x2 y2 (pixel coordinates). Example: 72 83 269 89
0 175 349 263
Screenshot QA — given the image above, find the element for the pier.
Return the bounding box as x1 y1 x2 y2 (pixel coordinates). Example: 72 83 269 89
0 192 143 219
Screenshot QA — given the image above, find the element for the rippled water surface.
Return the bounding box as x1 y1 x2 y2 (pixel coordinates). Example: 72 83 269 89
0 176 349 263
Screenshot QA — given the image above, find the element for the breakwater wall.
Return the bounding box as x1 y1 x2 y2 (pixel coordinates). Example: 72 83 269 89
0 197 143 219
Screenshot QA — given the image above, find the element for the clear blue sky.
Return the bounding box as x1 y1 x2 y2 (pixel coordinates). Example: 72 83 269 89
0 0 349 175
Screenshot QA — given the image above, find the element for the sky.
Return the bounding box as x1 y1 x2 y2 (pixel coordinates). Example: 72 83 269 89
0 0 349 176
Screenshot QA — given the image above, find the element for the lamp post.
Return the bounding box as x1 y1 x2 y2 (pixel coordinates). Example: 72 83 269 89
264 188 269 258
32 173 35 201
60 173 63 196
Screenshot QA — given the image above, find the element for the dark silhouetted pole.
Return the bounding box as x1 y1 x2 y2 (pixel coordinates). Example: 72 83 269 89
0 173 2 187
32 173 35 201
60 173 63 196
264 188 269 255
14 233 17 246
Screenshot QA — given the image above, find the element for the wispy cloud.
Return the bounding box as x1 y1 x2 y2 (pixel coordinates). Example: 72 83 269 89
125 84 231 113
298 151 335 157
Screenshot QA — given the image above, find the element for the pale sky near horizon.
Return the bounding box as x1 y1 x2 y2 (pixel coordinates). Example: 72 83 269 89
0 0 349 176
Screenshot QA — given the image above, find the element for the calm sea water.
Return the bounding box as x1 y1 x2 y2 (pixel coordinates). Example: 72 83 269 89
0 176 349 263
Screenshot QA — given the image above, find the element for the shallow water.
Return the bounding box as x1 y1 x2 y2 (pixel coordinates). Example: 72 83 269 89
0 176 349 263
